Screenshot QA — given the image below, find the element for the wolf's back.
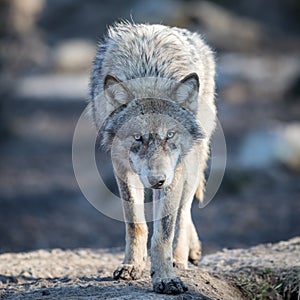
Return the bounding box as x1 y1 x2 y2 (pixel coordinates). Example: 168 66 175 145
89 22 216 138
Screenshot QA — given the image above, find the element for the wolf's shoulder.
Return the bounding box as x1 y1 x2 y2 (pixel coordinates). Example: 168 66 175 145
95 22 212 81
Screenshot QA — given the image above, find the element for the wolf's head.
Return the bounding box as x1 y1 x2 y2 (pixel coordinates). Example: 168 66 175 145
99 74 205 189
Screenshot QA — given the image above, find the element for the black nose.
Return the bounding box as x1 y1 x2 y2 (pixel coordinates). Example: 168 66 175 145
148 175 166 189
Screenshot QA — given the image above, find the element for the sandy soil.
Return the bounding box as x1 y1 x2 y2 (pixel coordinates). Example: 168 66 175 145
1 238 299 299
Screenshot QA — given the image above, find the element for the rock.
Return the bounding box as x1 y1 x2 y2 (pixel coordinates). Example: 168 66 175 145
52 39 95 73
0 0 49 74
16 73 89 101
9 0 45 34
183 1 265 52
133 0 267 52
276 123 300 171
178 1 300 53
238 123 300 171
0 238 299 299
217 53 300 100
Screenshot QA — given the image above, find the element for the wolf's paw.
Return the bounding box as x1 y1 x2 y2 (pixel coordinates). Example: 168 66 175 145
172 261 186 269
153 277 188 294
113 264 143 280
188 242 202 266
188 249 201 266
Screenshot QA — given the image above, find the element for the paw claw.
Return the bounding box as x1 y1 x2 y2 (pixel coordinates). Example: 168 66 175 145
153 277 188 294
173 261 186 269
113 264 143 280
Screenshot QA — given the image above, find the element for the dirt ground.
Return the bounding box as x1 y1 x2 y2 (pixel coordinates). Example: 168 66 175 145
1 238 299 299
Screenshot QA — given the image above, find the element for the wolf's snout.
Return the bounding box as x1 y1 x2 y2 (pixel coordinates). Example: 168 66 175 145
148 175 166 189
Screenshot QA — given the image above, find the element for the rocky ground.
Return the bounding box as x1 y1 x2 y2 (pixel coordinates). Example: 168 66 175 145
0 238 299 299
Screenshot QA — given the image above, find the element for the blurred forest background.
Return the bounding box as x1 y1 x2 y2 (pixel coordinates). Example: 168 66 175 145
0 0 299 255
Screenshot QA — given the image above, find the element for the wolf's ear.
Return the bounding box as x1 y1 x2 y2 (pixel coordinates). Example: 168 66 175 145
172 73 200 113
104 74 133 107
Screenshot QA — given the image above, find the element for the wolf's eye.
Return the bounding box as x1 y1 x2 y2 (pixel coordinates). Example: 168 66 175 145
134 134 143 142
166 131 175 139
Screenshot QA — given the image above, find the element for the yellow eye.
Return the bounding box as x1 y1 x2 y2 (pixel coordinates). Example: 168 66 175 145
167 131 175 139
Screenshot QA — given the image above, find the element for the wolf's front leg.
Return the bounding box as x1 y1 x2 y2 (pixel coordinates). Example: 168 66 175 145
151 183 188 294
113 174 148 280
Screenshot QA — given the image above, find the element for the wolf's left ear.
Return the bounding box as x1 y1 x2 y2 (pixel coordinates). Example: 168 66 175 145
104 74 133 108
172 73 200 113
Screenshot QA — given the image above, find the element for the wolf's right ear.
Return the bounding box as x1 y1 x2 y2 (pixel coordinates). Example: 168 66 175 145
104 74 133 107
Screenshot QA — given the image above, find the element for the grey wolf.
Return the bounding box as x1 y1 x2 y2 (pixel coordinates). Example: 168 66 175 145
89 21 216 294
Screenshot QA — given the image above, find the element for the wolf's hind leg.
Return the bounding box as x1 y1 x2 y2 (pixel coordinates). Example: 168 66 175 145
173 202 191 269
188 220 202 266
113 175 148 280
173 202 202 268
